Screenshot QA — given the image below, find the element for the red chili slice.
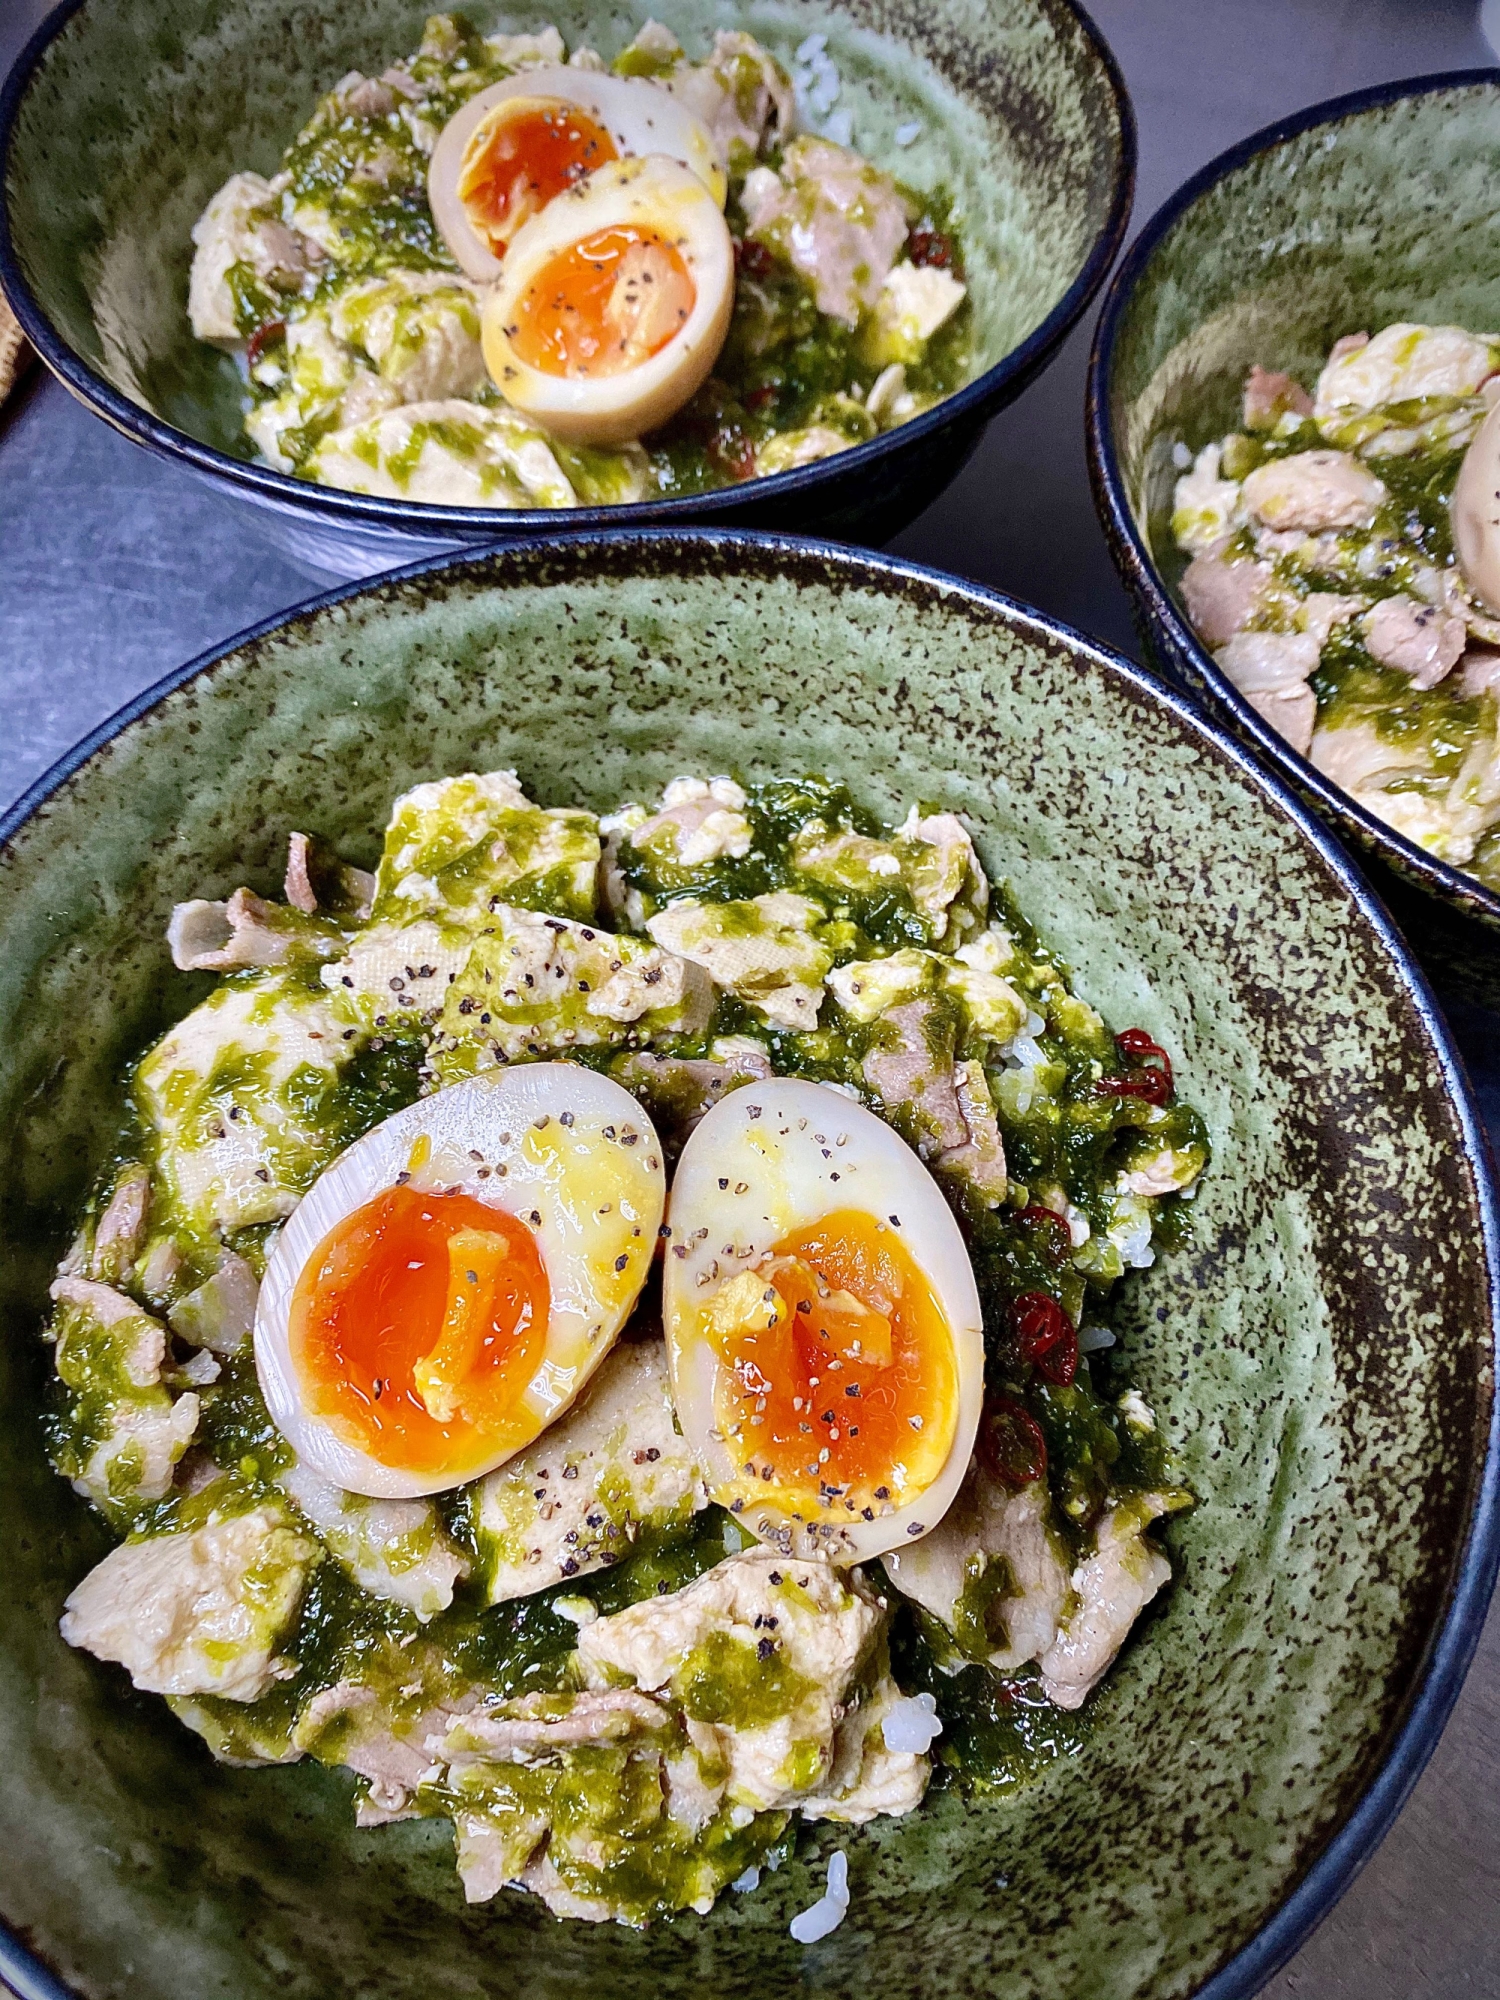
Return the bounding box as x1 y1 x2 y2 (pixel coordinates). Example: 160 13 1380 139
734 236 775 282
978 1394 1048 1490
1097 1027 1173 1106
1016 1203 1073 1260
1009 1291 1078 1387
246 318 286 369
708 429 756 481
907 226 957 272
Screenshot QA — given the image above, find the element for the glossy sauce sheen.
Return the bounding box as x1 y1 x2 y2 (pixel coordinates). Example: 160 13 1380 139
459 100 618 255
289 1183 548 1473
713 1208 957 1507
512 226 695 377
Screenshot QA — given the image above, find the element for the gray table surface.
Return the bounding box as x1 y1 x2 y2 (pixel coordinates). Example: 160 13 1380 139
3 1 1499 1993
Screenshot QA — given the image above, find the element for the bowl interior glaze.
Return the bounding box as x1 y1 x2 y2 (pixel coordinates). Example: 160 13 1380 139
0 534 1495 2000
1089 74 1500 951
1 0 1127 549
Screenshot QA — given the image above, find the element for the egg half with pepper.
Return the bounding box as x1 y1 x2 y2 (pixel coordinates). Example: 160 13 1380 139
255 1066 664 1498
479 154 735 445
428 66 728 283
663 1077 984 1560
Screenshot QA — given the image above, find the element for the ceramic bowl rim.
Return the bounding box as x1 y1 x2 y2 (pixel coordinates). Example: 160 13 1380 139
0 0 1134 536
1 525 1497 2000
1084 67 1500 937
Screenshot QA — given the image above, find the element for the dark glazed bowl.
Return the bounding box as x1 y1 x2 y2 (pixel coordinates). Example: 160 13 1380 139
1 531 1497 2000
1086 73 1500 999
0 0 1132 580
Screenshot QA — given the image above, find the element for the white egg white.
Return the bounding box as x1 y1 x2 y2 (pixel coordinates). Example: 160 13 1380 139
256 1065 664 1499
428 66 728 282
1454 397 1500 614
663 1077 985 1562
480 155 734 445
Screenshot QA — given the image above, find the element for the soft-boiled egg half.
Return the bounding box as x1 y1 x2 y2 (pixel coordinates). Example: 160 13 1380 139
480 155 734 445
1454 397 1500 614
429 66 727 283
663 1077 984 1561
256 1066 664 1498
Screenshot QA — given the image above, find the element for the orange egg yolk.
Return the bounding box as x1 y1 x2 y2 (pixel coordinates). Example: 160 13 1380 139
458 98 618 256
706 1208 957 1514
510 225 695 378
289 1182 548 1476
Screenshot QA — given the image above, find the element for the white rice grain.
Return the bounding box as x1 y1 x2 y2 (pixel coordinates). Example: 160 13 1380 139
790 1850 850 1943
881 1691 943 1753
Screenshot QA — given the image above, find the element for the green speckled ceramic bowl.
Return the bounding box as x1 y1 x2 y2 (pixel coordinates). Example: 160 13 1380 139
1086 73 1500 999
0 0 1131 579
1 532 1497 2000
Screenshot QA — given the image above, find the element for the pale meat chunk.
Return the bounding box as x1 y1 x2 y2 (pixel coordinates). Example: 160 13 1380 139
1179 551 1273 645
577 1550 884 1812
436 1690 710 1913
1310 719 1432 810
1171 442 1244 553
326 268 485 405
1215 630 1321 755
646 891 832 1030
1361 595 1467 688
167 1249 259 1353
135 976 355 1234
303 400 581 507
1323 720 1500 865
861 261 967 369
1240 450 1387 534
741 137 910 326
432 904 713 1076
884 1465 1072 1674
48 1277 200 1508
1038 1497 1177 1710
284 831 375 918
188 170 321 344
662 29 793 164
1314 322 1500 450
613 1039 774 1147
1459 650 1500 697
1242 364 1312 431
861 997 1006 1201
320 918 474 1029
611 776 753 868
50 1275 163 1381
89 1167 152 1284
60 1507 319 1701
167 886 338 971
471 1338 705 1601
446 1688 672 1763
1297 592 1366 646
896 806 987 939
280 1459 468 1619
294 1650 480 1824
798 1667 929 1825
374 768 600 925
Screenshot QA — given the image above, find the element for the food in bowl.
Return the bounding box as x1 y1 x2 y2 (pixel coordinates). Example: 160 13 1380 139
187 12 971 505
1171 322 1500 889
46 766 1206 1928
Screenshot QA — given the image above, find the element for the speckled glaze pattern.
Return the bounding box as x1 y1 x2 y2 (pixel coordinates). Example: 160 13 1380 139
0 0 1130 569
1086 74 1500 996
0 534 1496 2000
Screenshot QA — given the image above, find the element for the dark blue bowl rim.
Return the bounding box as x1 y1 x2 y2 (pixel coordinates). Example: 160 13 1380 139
1085 66 1500 931
0 0 1134 536
1 525 1497 2000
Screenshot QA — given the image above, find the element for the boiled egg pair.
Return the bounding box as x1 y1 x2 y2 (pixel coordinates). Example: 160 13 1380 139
258 1071 983 1559
427 68 734 445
